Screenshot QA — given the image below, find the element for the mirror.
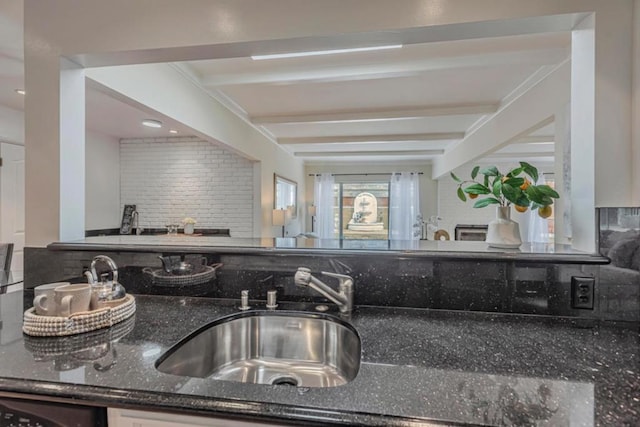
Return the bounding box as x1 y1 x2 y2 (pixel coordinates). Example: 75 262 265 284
274 174 297 219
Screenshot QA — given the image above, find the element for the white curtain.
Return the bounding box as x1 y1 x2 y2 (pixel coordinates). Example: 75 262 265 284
528 175 550 243
389 172 421 240
314 173 335 239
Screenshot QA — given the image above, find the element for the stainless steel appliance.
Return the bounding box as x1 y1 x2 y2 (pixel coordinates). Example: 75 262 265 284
454 224 488 241
0 397 106 426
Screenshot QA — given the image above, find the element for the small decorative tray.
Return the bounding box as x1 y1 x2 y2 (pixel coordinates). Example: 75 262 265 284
23 294 136 337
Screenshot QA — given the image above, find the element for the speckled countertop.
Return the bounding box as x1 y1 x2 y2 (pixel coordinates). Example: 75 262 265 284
0 291 637 426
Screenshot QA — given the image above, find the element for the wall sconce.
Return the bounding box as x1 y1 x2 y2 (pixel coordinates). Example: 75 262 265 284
309 205 317 232
272 209 286 237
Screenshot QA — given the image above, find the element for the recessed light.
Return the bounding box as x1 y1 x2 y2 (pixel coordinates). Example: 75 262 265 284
15 89 25 95
142 119 162 128
169 129 178 134
251 44 403 60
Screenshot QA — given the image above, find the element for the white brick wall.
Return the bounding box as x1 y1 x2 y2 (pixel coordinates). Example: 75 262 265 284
120 136 254 237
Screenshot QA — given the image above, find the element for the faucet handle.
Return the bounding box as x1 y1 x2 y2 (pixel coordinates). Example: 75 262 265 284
294 267 312 286
321 271 353 286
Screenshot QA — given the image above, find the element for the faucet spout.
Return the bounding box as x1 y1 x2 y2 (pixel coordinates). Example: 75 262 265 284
131 210 143 235
294 267 353 314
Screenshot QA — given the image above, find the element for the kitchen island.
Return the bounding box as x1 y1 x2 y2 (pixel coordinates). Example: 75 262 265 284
0 290 637 426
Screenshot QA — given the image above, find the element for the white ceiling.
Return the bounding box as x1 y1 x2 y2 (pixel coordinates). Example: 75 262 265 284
182 31 569 165
0 1 568 167
85 84 193 139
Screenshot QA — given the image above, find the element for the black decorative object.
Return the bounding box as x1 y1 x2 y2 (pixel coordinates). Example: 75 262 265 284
119 205 136 235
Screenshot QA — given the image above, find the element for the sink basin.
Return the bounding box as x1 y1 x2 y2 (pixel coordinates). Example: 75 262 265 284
155 311 361 387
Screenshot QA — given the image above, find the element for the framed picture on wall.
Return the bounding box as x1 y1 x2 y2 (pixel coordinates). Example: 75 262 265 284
120 204 136 235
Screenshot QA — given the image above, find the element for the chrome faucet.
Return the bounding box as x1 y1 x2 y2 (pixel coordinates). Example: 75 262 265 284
131 210 143 235
294 267 353 314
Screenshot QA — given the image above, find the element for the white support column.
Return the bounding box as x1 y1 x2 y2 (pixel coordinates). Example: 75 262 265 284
554 103 571 245
633 0 640 205
570 15 596 253
24 51 62 247
59 59 86 241
24 53 86 246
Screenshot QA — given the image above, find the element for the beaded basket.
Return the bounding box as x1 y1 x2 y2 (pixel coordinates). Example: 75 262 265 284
23 294 136 337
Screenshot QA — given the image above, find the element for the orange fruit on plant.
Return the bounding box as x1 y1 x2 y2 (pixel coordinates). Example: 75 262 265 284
538 205 552 218
520 179 530 190
514 205 528 213
469 193 478 199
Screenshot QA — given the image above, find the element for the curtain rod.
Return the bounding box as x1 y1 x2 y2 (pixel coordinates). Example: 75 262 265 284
308 172 423 177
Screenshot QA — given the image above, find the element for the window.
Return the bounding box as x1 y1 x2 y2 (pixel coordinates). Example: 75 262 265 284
332 182 390 239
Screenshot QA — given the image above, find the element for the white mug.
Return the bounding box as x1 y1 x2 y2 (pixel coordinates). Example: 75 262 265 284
33 282 70 316
54 283 92 317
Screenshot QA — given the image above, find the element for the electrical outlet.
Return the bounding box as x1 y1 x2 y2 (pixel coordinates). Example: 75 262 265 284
571 276 595 309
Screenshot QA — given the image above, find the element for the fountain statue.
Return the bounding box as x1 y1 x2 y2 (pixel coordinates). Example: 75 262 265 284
347 192 384 231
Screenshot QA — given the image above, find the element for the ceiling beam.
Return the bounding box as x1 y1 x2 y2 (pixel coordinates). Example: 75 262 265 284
513 135 555 144
252 103 498 125
484 150 555 159
294 149 444 157
201 48 568 86
278 133 464 145
431 59 570 179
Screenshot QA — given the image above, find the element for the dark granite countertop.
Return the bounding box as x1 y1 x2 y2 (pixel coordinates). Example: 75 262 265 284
0 291 637 426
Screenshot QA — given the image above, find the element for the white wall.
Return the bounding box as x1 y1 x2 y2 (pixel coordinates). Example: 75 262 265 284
0 105 24 145
85 64 304 239
305 163 438 234
438 162 555 240
120 137 254 237
85 130 120 230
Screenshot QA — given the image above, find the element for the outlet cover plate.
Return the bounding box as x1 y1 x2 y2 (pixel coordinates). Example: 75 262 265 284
571 276 595 309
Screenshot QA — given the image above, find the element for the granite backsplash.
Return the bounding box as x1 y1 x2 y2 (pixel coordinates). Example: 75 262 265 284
20 207 639 323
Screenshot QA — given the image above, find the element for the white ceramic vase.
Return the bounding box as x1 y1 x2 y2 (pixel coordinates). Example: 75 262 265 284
184 223 195 235
485 206 522 248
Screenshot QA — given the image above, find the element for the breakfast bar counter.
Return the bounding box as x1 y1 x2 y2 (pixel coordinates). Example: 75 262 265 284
47 235 609 264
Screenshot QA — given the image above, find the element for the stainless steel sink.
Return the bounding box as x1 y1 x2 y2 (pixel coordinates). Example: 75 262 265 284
155 311 361 387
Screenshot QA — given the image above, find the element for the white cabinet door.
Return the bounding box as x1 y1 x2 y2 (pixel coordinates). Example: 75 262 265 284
108 408 292 427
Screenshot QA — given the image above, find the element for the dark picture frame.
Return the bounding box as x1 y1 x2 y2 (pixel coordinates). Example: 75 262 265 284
120 204 136 235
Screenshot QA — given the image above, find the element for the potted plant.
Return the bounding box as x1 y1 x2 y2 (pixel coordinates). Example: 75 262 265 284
451 162 559 248
182 217 197 235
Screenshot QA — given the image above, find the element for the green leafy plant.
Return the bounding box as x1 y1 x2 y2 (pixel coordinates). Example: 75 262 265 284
450 162 559 217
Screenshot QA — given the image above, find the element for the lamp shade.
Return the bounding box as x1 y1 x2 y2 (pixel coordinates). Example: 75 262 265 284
272 209 286 226
309 205 317 216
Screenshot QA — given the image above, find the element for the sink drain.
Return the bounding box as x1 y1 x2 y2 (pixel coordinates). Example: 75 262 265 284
271 376 299 386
